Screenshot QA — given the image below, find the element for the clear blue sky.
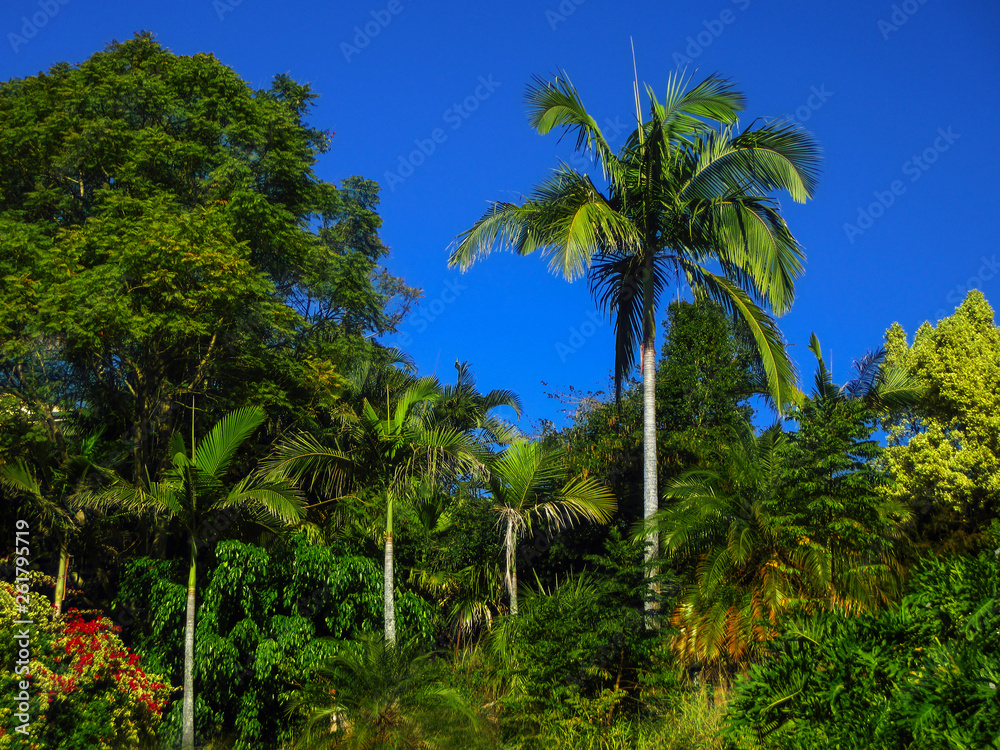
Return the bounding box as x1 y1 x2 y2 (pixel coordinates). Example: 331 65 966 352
4 0 998 431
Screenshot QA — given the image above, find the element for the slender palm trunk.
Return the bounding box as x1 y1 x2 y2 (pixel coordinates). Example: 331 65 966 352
181 546 196 749
642 268 659 624
384 497 396 645
504 516 518 616
54 545 69 617
510 566 518 617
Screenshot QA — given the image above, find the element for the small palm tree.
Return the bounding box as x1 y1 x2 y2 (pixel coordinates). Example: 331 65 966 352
266 378 488 644
1 431 113 616
96 406 303 750
488 439 616 615
295 634 483 749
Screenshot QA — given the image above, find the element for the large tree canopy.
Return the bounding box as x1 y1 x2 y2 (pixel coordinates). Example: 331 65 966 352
0 33 415 479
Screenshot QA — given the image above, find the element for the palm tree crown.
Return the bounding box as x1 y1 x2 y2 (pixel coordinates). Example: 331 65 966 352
487 439 616 615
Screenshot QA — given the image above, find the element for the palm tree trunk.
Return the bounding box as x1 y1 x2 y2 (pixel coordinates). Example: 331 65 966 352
181 545 197 749
505 516 518 616
642 267 659 625
385 497 396 645
510 566 518 617
54 545 69 617
384 532 396 645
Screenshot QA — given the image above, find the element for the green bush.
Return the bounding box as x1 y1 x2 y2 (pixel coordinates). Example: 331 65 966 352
723 548 1000 749
117 534 439 749
0 572 172 750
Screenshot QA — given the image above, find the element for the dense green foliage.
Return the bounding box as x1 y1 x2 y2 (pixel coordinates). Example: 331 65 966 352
2 37 999 750
116 536 438 748
724 545 1000 749
884 290 1000 552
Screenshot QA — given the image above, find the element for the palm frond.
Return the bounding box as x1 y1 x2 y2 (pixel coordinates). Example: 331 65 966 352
726 121 822 202
525 70 620 178
260 431 351 496
686 267 797 412
654 72 745 138
194 406 266 479
221 468 305 522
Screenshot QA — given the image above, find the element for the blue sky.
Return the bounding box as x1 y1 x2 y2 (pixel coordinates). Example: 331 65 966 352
4 0 998 432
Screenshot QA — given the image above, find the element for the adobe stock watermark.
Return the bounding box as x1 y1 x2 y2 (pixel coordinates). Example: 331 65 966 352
340 0 405 63
12 519 32 739
555 310 605 363
671 0 751 68
213 0 245 21
878 0 930 41
383 75 501 192
943 255 999 306
397 277 467 346
777 84 834 126
7 0 71 54
917 255 1000 329
564 115 630 173
843 127 959 244
546 0 587 31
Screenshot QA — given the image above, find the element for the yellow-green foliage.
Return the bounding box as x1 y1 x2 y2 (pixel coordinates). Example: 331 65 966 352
883 291 1000 541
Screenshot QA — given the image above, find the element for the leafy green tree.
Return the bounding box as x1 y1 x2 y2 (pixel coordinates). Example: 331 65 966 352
450 72 820 613
267 379 487 644
115 535 438 749
657 299 757 434
656 298 760 493
0 33 415 483
96 407 303 749
767 335 916 614
883 290 1000 551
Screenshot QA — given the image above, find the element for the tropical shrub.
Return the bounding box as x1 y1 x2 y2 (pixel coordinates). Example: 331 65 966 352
723 546 1000 749
117 534 439 748
296 634 486 749
0 572 172 750
492 571 650 740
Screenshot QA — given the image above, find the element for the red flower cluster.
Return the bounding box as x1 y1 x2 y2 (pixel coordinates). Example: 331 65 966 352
44 610 169 715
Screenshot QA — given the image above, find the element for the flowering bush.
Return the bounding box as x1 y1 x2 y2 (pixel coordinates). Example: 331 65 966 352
0 573 174 750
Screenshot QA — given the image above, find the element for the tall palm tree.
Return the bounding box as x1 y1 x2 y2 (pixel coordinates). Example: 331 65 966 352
266 378 488 644
95 407 304 750
487 439 616 615
449 71 820 613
